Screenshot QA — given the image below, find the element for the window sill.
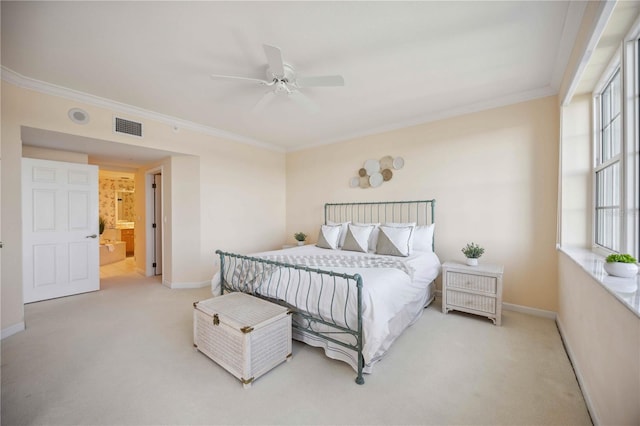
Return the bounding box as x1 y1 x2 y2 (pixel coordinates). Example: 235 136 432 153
558 246 640 318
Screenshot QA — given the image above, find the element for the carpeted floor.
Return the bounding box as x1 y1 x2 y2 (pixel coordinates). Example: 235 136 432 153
1 259 592 425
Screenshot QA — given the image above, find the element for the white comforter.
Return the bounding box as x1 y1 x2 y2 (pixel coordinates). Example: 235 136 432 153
211 245 441 373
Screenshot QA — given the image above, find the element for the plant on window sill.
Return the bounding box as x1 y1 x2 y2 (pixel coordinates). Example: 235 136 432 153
604 253 638 278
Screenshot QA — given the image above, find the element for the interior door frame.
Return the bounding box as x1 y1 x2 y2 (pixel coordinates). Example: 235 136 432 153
145 166 163 277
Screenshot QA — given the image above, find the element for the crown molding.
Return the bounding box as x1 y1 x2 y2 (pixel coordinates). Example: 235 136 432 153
559 0 617 106
289 85 558 152
2 65 558 155
1 66 284 153
550 1 588 92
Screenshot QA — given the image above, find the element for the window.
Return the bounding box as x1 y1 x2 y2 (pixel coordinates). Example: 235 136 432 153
594 70 622 252
592 36 640 259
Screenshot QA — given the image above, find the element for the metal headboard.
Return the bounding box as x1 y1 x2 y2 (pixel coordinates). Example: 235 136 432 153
324 200 436 250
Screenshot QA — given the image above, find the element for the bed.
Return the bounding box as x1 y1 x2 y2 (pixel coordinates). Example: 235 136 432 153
211 200 440 384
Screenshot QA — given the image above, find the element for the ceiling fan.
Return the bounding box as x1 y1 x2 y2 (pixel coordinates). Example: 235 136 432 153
210 44 344 113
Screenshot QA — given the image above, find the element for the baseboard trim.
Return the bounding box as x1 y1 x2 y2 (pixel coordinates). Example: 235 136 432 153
163 280 210 289
1 321 25 340
502 302 557 319
555 317 598 425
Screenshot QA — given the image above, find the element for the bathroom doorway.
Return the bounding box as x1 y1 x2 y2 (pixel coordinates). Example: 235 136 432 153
98 170 136 268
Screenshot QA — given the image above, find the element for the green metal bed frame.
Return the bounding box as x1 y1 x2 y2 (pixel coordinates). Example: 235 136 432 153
216 199 435 385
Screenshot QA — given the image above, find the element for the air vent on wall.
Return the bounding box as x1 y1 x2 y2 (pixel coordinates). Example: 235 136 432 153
113 116 143 138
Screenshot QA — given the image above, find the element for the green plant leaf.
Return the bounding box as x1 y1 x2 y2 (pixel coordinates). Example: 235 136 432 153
605 253 637 263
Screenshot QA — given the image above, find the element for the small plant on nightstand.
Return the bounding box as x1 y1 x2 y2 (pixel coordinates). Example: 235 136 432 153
462 242 484 266
604 253 638 278
294 232 308 246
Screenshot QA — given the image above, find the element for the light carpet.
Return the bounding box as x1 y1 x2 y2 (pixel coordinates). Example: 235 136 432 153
1 259 591 425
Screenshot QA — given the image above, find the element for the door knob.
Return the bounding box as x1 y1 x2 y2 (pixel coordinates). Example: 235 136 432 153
86 234 97 239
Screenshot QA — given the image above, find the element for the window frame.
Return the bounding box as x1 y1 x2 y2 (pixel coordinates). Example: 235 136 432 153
591 33 640 259
593 67 623 253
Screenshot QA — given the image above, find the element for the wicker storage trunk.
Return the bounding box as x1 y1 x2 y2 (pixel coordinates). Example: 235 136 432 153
193 292 292 388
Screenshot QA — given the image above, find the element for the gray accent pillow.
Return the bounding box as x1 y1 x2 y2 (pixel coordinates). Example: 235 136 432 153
316 225 342 250
342 224 375 253
327 220 351 247
375 225 414 257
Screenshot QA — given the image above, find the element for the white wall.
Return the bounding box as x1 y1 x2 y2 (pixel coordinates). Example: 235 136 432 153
556 3 640 422
558 253 640 425
286 96 560 311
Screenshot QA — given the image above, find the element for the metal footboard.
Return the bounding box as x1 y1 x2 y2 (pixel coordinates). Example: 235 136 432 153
216 250 366 385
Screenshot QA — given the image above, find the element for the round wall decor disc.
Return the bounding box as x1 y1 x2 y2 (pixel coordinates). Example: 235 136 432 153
381 169 393 181
350 177 360 187
380 155 393 170
364 159 380 175
369 172 383 187
359 176 370 188
392 157 405 170
358 168 367 177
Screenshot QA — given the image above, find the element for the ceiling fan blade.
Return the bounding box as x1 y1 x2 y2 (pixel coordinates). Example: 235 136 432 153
210 73 270 85
263 44 285 78
296 75 345 87
252 90 277 114
288 91 319 114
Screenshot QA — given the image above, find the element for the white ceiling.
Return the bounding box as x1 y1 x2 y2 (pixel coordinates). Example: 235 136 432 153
2 1 587 152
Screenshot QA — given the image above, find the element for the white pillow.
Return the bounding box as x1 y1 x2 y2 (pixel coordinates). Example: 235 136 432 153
413 223 435 252
354 222 380 252
316 224 342 250
342 224 375 253
327 220 351 248
382 222 416 252
384 222 416 228
375 225 414 257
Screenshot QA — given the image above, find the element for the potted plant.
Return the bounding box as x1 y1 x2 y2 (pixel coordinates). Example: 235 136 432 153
294 232 307 246
99 216 106 235
462 242 484 266
604 253 638 278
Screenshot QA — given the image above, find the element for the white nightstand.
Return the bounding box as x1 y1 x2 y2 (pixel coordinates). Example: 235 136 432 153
442 261 504 326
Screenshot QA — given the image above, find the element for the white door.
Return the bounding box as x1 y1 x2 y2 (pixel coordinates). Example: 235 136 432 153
22 158 99 303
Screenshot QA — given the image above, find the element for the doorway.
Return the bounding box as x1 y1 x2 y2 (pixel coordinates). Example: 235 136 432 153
146 168 163 277
98 170 136 269
21 126 179 285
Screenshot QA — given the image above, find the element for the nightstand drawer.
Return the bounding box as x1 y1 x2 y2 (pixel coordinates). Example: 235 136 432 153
446 272 497 294
446 290 496 314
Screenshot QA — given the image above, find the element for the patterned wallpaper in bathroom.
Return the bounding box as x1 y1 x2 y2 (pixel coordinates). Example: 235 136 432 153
99 177 135 229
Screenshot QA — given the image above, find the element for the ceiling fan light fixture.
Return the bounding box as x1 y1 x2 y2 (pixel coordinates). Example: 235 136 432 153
211 44 344 113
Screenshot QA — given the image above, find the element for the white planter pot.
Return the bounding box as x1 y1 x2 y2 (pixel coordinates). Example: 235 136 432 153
603 262 639 278
297 241 305 246
466 258 478 266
